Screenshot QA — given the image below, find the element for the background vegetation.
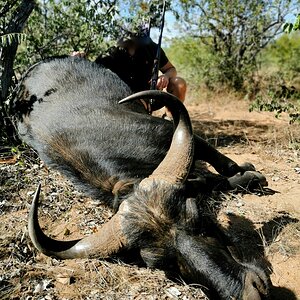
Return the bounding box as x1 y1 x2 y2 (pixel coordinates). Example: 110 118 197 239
1 0 299 148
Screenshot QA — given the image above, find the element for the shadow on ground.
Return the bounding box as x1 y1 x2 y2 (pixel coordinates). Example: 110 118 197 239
191 119 272 147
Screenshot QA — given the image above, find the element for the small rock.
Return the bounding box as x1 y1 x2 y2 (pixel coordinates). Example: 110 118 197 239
50 192 59 198
33 279 52 293
56 274 72 285
272 176 280 182
32 164 40 170
165 286 181 299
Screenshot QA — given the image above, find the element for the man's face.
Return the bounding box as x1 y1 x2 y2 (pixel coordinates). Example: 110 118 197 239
118 38 137 50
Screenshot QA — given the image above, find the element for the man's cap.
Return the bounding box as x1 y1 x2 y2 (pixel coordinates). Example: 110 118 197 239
118 24 151 46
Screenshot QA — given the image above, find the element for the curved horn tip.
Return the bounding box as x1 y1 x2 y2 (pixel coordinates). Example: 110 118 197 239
28 183 130 259
29 183 42 230
33 183 42 203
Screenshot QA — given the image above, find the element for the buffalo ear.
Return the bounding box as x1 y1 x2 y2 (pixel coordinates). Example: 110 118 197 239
182 198 200 230
140 247 177 269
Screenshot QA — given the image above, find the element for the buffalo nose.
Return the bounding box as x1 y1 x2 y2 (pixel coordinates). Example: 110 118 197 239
242 270 269 300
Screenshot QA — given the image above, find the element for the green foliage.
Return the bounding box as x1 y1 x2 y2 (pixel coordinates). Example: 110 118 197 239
283 14 300 33
166 36 231 92
261 33 300 81
249 84 300 124
118 0 170 28
250 94 300 124
173 0 291 91
15 0 120 70
252 15 300 124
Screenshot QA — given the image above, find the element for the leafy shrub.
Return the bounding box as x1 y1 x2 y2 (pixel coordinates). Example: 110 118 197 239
166 37 239 93
250 22 300 124
250 85 300 124
261 33 300 83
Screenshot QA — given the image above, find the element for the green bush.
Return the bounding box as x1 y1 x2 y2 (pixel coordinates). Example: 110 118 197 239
166 37 231 93
250 31 300 124
249 81 300 124
261 32 300 83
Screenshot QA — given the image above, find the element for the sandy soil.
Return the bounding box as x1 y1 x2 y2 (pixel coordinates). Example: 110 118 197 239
0 96 299 299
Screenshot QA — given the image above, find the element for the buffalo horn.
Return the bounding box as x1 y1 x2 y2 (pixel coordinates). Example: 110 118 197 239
28 183 129 259
120 90 194 185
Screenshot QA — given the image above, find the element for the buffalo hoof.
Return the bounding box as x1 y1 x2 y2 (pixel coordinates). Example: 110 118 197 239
239 162 256 172
228 171 268 190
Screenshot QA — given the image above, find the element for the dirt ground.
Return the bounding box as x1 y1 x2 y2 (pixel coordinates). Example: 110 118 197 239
0 95 299 300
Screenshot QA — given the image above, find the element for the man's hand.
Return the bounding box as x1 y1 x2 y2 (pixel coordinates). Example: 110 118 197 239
156 74 169 90
70 51 86 58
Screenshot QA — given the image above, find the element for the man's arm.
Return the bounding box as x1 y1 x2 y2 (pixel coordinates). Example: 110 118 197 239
70 51 86 58
157 61 177 90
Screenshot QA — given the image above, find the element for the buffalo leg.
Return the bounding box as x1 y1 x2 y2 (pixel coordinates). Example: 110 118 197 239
194 135 249 177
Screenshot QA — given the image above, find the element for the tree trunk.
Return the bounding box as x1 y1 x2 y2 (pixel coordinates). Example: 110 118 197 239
0 0 35 145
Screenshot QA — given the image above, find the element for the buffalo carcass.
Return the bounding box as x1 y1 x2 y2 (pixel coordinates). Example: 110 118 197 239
14 57 269 299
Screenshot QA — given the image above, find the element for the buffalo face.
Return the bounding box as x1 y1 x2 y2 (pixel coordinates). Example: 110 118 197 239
123 184 269 300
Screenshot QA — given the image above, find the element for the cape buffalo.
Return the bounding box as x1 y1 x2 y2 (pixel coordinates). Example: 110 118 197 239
14 57 269 299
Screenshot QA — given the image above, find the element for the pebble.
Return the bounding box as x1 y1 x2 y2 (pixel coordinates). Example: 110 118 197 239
165 287 181 298
26 191 35 196
33 279 52 293
56 274 72 285
272 176 280 182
